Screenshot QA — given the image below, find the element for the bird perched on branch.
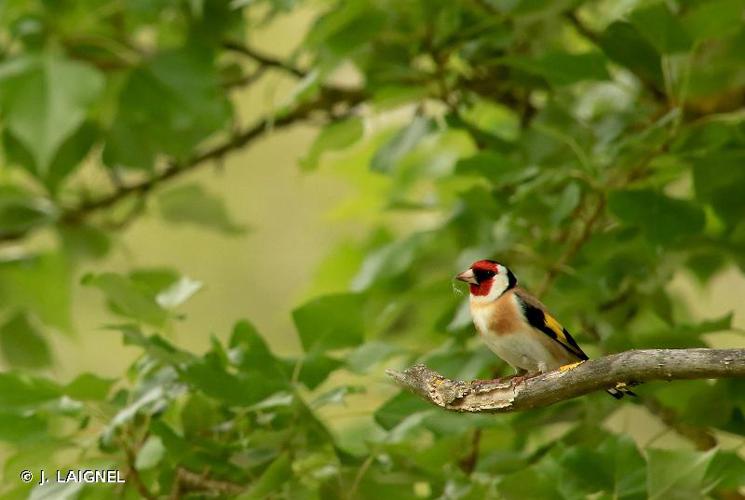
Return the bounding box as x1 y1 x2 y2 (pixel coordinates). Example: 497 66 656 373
456 259 632 398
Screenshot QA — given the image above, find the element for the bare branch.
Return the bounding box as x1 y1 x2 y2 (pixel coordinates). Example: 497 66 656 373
562 10 667 103
386 349 745 413
222 41 306 78
172 468 245 497
121 438 157 500
641 395 718 450
50 86 364 229
536 195 605 297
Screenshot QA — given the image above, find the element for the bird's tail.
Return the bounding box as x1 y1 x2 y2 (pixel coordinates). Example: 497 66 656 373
606 382 637 399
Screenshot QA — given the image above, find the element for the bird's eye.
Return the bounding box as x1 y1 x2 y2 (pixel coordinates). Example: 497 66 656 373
473 269 496 282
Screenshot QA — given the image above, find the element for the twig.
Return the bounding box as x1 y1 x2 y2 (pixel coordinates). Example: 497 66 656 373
222 41 306 78
563 11 599 44
173 468 245 496
536 195 605 297
121 440 157 500
386 349 745 413
563 10 667 103
458 428 482 474
641 396 718 451
223 65 269 89
348 453 375 500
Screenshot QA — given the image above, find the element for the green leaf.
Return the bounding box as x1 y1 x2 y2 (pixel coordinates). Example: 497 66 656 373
692 150 745 227
29 482 85 500
311 385 365 408
0 54 103 176
550 182 581 225
511 51 610 86
0 311 52 369
155 276 203 309
608 189 705 245
292 293 365 352
0 372 61 411
459 100 520 142
180 393 218 438
0 412 48 444
128 268 180 295
629 3 693 55
704 451 745 491
64 373 115 401
576 435 647 500
58 224 111 261
82 272 169 327
686 252 727 283
105 383 172 440
633 313 732 348
370 116 433 173
182 355 281 406
240 454 291 499
305 2 386 59
647 448 716 499
288 352 343 389
683 0 745 41
302 116 364 170
3 122 98 193
0 252 72 330
351 234 428 291
374 391 431 430
229 320 287 380
135 435 165 470
454 151 523 183
103 47 231 170
599 21 663 86
345 341 402 374
497 464 558 500
0 187 56 240
158 183 246 234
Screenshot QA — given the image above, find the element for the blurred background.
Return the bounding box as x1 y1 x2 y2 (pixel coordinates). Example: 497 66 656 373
56 7 342 376
0 0 744 498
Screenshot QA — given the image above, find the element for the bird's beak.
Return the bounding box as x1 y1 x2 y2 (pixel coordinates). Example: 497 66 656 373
455 269 477 285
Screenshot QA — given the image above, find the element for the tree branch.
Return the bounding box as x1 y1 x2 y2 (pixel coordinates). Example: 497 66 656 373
222 41 306 78
171 468 245 497
536 195 606 297
386 349 745 413
54 86 363 228
562 10 667 103
121 438 156 500
641 395 718 450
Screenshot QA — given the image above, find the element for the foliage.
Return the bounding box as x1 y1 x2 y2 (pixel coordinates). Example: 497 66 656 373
0 0 744 498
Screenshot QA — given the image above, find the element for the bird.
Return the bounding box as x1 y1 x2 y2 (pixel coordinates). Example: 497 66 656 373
456 259 632 399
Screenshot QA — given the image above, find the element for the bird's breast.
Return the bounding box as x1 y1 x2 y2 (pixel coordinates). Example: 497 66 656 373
469 293 523 336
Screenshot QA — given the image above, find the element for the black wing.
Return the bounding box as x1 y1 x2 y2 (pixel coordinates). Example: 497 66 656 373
517 297 589 361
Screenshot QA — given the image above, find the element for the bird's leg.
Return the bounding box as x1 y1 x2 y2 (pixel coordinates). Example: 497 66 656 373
559 360 585 372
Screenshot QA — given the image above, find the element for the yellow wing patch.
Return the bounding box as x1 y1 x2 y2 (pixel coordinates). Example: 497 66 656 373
542 311 588 361
544 313 567 343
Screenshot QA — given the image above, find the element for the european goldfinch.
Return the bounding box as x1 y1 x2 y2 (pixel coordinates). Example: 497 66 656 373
456 259 630 399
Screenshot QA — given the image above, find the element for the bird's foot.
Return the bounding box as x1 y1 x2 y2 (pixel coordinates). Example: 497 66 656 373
559 361 585 372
